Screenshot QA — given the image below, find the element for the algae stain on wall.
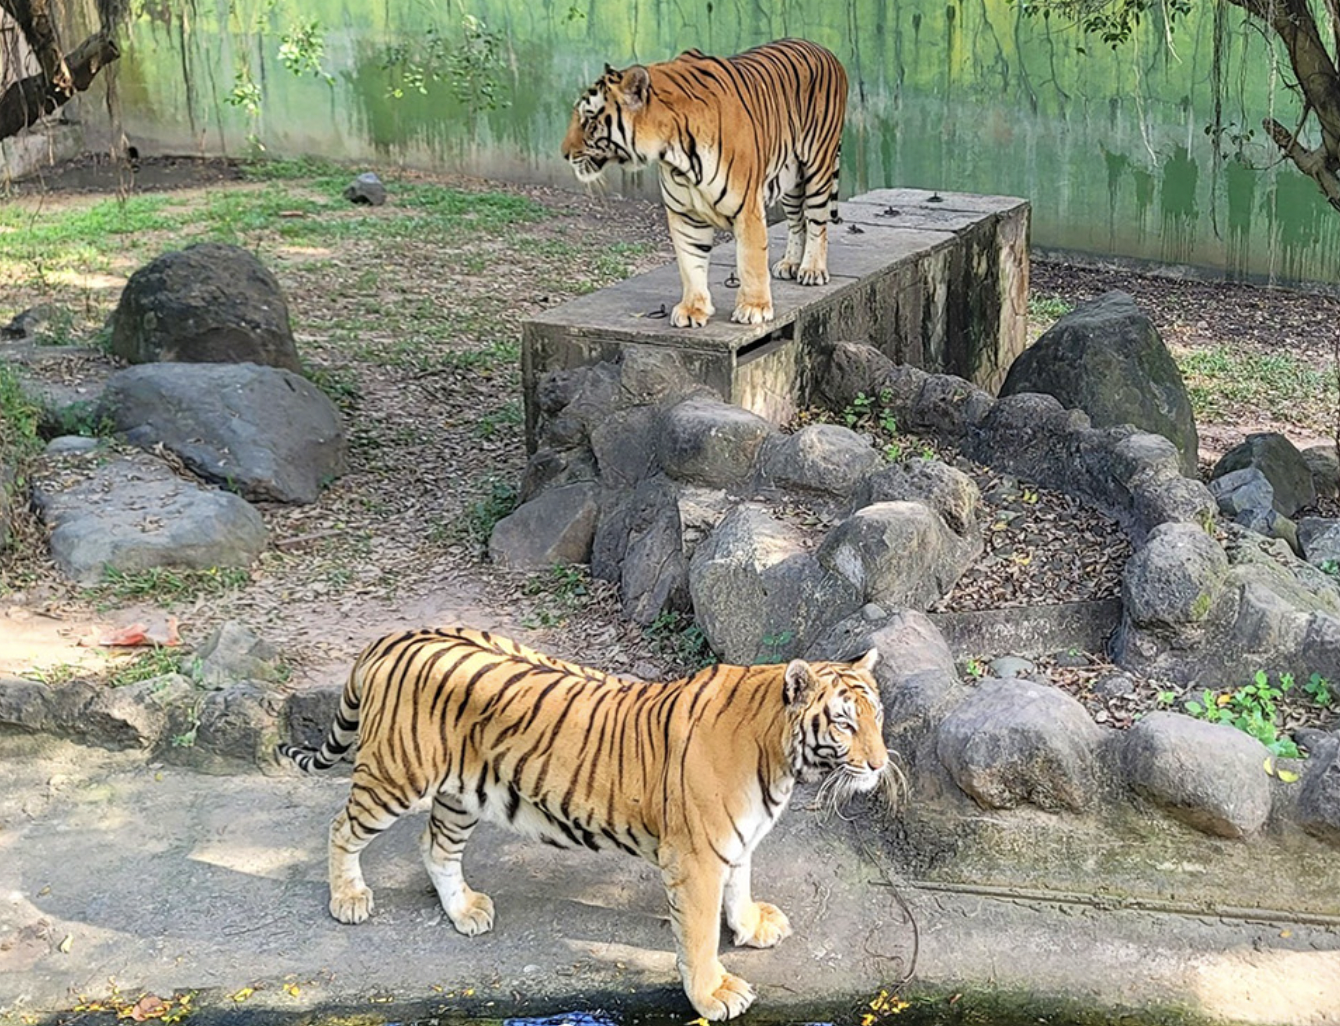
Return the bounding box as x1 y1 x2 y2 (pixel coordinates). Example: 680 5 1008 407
90 0 1340 285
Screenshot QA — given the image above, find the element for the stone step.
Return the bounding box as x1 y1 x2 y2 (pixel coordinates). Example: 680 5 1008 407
522 188 1030 447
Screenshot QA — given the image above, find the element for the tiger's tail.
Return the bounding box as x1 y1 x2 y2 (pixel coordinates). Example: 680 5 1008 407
275 659 366 772
829 144 843 226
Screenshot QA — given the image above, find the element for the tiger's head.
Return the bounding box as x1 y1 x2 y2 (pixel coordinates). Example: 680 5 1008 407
561 64 653 183
784 649 891 803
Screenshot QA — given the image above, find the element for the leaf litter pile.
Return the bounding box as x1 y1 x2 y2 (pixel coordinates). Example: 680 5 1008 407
0 158 1335 744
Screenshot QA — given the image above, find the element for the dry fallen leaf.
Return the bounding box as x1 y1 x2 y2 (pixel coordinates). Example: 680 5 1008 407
57 934 72 954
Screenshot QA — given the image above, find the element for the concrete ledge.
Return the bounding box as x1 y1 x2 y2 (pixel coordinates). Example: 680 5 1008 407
522 189 1029 448
1 121 84 182
928 598 1121 659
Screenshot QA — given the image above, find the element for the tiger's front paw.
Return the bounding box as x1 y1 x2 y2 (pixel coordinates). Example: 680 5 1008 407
771 257 800 280
330 884 374 924
731 901 792 948
688 971 757 1021
730 301 774 325
671 296 714 328
446 887 495 937
796 264 830 286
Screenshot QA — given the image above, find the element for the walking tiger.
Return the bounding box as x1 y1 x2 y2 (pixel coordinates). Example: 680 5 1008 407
278 626 889 1020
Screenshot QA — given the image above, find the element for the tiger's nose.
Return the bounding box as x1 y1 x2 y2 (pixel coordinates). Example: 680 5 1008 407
867 754 887 773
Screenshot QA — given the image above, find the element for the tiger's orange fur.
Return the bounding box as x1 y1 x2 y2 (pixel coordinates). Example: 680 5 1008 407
278 627 887 1020
561 38 848 328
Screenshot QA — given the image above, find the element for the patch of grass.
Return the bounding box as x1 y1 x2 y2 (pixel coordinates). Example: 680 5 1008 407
88 565 251 605
200 186 328 242
1027 293 1073 321
457 477 518 549
108 646 183 688
520 564 592 628
240 156 349 184
645 610 715 675
473 400 523 438
0 195 180 256
1178 345 1332 423
51 400 115 438
302 361 362 411
0 366 42 464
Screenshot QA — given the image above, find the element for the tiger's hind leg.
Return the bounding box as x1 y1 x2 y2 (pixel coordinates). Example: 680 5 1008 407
723 855 792 949
770 185 807 282
422 791 495 936
796 165 839 286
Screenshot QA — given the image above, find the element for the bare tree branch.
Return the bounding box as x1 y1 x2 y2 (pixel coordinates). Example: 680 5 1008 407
0 31 118 141
0 0 73 95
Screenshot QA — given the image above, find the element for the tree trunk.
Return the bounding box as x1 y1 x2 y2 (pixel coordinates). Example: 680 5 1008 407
0 31 118 142
1227 0 1340 208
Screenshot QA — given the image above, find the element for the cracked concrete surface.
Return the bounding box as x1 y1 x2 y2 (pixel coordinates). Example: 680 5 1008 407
1 734 1338 1025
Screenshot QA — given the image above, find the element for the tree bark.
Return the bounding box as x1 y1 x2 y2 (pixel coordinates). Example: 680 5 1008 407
1225 0 1340 206
0 0 73 96
0 31 118 142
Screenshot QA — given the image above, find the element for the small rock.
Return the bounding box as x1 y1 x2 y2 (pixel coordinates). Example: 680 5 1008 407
1296 735 1340 847
860 603 887 622
1208 467 1275 517
1298 518 1340 570
1051 649 1091 669
3 304 61 339
44 435 101 455
1210 433 1316 517
1301 444 1340 500
343 172 387 206
936 678 1104 812
1093 673 1136 698
489 482 600 569
194 621 283 689
989 655 1035 679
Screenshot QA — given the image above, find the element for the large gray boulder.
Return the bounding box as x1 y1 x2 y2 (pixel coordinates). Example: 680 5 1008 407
760 424 882 498
657 397 772 489
999 291 1199 477
850 458 981 537
109 244 301 372
1210 433 1316 517
488 482 599 569
815 501 979 610
1301 443 1340 500
1120 712 1272 838
688 504 860 663
33 451 268 584
936 678 1104 812
100 363 346 505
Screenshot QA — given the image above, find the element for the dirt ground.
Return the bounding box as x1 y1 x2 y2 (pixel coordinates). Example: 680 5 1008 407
2 156 1339 704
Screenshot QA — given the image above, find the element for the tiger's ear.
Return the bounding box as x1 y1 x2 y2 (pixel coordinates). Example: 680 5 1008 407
620 65 651 110
784 659 820 707
854 647 880 674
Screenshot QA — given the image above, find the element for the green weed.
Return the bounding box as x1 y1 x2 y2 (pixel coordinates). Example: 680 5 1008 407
758 629 796 663
109 647 182 688
520 564 591 628
458 478 518 548
645 610 715 674
473 401 523 439
1183 669 1305 758
1027 294 1073 321
89 565 251 605
0 367 42 464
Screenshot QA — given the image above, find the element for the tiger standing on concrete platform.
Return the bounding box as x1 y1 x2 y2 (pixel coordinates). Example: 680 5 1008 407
561 38 848 329
277 626 889 1021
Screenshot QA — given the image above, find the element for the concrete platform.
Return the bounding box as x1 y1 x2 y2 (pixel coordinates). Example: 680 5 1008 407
522 189 1029 446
